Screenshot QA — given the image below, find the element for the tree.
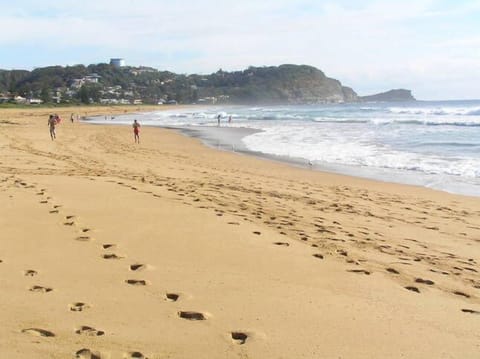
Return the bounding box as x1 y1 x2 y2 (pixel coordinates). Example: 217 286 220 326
40 87 51 103
78 85 89 104
78 84 101 104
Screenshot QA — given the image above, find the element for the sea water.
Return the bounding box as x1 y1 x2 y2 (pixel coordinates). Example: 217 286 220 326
88 100 480 197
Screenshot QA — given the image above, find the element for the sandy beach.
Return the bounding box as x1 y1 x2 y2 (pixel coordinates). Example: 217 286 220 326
1 106 479 359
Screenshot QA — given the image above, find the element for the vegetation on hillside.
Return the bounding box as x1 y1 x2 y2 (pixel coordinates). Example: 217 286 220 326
0 63 358 105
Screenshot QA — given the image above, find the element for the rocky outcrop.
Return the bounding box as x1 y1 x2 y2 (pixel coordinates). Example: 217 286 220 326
222 64 358 104
359 89 415 102
341 86 358 102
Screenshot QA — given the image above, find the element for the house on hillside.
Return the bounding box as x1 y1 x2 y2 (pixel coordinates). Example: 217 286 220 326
14 96 27 104
85 73 101 84
70 74 101 89
0 93 9 103
70 79 83 89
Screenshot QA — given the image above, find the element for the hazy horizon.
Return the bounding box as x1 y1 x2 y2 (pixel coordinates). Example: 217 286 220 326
1 0 479 100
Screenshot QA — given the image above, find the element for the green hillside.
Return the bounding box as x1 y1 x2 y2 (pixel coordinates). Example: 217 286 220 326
0 63 358 105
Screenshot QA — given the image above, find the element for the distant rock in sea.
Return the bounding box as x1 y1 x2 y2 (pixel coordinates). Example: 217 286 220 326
359 89 416 102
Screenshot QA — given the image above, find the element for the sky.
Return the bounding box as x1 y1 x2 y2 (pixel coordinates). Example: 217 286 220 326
0 0 479 100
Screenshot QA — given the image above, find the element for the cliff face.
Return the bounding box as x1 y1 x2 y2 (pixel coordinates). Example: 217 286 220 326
341 86 358 102
227 65 358 104
359 89 415 102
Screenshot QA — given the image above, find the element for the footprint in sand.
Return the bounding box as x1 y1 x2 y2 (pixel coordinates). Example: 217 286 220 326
415 278 435 285
125 279 148 286
405 286 420 293
29 285 53 293
165 293 180 302
313 254 324 259
386 268 400 274
22 328 55 337
102 253 124 260
82 228 91 233
76 236 93 242
24 269 38 276
124 352 148 359
462 309 480 315
130 264 146 271
231 332 248 345
273 242 290 246
178 311 207 321
253 231 261 235
75 348 102 359
75 326 105 336
64 221 75 226
347 269 371 275
453 291 470 298
70 302 90 312
102 244 116 250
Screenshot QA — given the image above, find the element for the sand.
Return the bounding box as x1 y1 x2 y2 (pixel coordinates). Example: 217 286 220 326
0 106 479 359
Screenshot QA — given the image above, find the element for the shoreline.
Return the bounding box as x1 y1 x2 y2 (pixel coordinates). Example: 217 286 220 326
169 125 480 197
1 106 479 358
84 108 480 198
82 109 480 201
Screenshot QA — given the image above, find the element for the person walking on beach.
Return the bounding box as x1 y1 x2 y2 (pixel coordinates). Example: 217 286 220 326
217 114 221 126
133 119 141 143
48 115 57 140
70 113 74 123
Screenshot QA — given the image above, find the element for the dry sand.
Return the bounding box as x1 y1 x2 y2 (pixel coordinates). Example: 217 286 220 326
0 106 479 358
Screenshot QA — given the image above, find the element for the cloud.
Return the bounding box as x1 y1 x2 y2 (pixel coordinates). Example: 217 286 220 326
0 0 479 99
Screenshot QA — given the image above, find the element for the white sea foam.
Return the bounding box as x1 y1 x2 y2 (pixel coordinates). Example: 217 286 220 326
241 125 480 178
388 106 480 116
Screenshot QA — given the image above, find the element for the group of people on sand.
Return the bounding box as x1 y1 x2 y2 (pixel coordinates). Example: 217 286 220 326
48 113 142 144
49 112 237 142
48 111 234 142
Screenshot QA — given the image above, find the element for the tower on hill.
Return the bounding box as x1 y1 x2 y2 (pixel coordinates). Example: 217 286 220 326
110 58 125 68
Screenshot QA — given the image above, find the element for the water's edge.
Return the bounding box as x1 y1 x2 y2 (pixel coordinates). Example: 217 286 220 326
167 125 479 198
84 117 480 198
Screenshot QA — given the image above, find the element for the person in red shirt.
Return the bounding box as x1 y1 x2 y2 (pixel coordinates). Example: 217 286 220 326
133 119 141 143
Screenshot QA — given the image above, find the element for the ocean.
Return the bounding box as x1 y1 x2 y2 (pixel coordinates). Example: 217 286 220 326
88 100 480 197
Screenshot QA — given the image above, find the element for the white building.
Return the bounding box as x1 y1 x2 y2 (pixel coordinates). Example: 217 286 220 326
110 58 125 68
84 73 101 84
